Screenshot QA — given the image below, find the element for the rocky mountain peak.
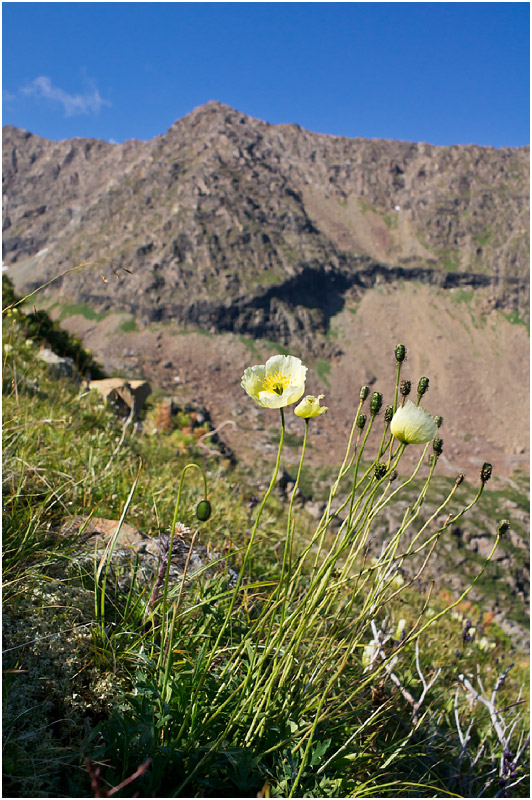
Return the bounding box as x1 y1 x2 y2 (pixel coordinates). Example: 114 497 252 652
3 103 529 347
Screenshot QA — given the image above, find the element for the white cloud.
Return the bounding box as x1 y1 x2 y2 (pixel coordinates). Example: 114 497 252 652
21 75 111 117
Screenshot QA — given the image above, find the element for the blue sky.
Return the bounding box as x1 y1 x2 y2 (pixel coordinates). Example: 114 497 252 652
2 2 530 147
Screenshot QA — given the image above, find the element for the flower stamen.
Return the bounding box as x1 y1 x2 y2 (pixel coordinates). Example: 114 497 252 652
262 371 292 395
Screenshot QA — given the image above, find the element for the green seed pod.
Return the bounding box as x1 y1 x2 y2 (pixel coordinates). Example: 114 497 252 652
433 438 443 456
356 413 367 431
417 376 429 397
455 473 465 486
480 463 492 484
196 500 212 521
384 404 393 423
370 392 383 416
400 380 411 397
374 463 387 480
434 415 443 428
498 519 510 536
395 344 406 363
359 385 370 402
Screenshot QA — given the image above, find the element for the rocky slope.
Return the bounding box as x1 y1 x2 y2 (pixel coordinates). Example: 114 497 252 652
2 102 530 481
3 101 529 352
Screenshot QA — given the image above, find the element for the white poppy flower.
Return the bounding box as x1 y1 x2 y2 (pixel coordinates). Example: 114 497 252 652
390 400 438 444
294 394 328 418
241 355 307 409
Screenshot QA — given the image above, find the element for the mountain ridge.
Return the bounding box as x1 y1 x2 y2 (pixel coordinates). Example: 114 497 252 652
3 101 529 348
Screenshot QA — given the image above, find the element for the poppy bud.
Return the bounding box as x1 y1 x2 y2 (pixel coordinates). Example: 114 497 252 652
370 392 383 416
196 500 212 521
455 473 465 486
434 415 443 428
384 404 393 423
374 463 387 480
400 380 411 397
498 519 510 536
356 413 367 431
433 438 443 456
395 344 406 363
480 463 492 484
417 376 429 397
359 385 370 402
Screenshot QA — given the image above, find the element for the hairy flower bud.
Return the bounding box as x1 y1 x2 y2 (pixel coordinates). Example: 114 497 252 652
389 469 398 482
356 413 367 431
417 376 429 397
374 463 387 480
498 519 510 536
400 380 411 397
384 404 394 423
395 344 406 363
370 392 383 416
359 385 370 402
196 500 212 521
480 462 493 484
434 415 443 428
433 438 444 456
455 473 465 486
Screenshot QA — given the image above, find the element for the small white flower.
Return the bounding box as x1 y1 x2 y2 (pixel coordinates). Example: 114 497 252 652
241 354 307 409
294 394 328 418
390 400 438 444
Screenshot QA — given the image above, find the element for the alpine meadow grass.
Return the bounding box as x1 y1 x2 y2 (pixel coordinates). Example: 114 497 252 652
2 274 529 798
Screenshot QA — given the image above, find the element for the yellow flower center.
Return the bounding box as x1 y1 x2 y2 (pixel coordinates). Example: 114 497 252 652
262 371 292 395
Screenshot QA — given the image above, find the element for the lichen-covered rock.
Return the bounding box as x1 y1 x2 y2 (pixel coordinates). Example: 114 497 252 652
61 515 238 592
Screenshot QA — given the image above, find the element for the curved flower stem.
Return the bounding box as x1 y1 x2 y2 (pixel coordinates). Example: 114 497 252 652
174 410 288 791
198 408 286 692
310 415 377 577
344 439 372 532
279 418 309 624
402 482 485 558
408 530 501 642
393 360 402 414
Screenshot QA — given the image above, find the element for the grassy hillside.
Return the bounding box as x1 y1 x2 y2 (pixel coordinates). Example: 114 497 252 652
2 284 529 798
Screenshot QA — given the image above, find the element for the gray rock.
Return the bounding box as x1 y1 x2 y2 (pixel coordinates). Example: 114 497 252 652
37 347 79 381
61 516 238 594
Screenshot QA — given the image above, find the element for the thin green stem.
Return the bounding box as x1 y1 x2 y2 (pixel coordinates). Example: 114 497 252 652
176 408 286 745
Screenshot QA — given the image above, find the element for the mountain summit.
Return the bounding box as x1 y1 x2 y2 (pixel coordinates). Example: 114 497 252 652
3 101 529 349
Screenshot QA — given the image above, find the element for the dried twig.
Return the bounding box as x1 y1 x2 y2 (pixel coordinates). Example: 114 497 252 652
84 757 152 797
457 665 530 796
